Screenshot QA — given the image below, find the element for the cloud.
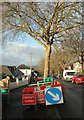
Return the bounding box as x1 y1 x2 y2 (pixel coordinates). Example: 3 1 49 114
1 42 45 66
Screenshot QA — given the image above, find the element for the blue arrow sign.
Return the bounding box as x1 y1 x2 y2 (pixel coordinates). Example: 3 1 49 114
45 87 63 105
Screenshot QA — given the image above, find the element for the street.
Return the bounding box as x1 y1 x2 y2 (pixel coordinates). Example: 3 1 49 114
2 78 84 119
56 78 84 119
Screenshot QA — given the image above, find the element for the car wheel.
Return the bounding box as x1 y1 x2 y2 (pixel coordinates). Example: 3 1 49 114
76 81 78 84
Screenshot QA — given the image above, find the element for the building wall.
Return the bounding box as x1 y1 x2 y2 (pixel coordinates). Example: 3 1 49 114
19 69 31 76
9 80 28 90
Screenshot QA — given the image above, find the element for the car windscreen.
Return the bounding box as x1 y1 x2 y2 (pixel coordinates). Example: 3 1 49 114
67 72 75 75
77 75 84 77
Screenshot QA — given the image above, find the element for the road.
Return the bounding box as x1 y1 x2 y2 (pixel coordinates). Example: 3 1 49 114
2 79 84 119
56 78 84 119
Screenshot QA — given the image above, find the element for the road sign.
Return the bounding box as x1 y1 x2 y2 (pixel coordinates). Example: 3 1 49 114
34 90 45 104
45 86 64 105
22 94 37 105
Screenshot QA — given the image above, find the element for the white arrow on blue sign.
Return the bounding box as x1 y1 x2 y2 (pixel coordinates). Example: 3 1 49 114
45 86 64 105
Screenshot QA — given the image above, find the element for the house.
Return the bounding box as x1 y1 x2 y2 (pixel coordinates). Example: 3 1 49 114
17 64 34 80
0 65 24 83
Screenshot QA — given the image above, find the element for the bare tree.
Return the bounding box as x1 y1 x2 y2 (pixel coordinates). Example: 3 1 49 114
50 52 61 75
60 27 84 74
36 58 45 76
51 45 78 74
2 2 83 78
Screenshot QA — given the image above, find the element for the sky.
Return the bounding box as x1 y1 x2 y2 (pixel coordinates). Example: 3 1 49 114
0 2 46 67
1 34 45 67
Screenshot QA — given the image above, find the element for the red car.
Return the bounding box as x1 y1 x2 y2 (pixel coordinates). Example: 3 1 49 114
72 74 84 84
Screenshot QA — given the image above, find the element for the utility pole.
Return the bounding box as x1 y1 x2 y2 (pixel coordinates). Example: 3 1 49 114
30 52 32 76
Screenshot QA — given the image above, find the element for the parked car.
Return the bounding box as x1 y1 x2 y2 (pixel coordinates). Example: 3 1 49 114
72 74 84 84
63 70 75 81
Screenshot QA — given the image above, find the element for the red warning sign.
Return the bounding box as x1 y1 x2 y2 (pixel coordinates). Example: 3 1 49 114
22 94 37 105
34 90 45 104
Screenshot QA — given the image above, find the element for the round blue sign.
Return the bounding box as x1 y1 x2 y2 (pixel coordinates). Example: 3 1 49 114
45 87 62 104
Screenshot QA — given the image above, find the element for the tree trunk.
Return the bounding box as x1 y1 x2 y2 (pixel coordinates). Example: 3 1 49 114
63 66 66 71
57 66 60 76
80 55 83 74
44 44 51 78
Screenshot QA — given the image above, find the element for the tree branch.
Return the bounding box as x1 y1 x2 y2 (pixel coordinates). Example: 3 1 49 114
56 23 83 33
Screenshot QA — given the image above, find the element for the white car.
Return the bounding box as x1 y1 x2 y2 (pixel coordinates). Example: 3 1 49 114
63 70 75 81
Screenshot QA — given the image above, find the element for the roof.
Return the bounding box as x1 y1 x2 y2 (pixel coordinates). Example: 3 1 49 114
17 64 30 69
8 66 24 77
1 65 24 78
1 66 13 76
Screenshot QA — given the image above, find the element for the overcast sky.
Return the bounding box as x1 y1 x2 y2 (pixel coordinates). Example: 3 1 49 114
1 41 45 67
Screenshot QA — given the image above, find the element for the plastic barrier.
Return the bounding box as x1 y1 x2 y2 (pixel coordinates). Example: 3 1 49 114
21 78 65 106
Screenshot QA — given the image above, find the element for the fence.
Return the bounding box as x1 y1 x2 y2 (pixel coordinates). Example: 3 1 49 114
9 80 28 90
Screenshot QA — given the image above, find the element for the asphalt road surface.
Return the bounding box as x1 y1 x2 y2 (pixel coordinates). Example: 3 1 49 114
55 78 84 119
2 78 84 119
